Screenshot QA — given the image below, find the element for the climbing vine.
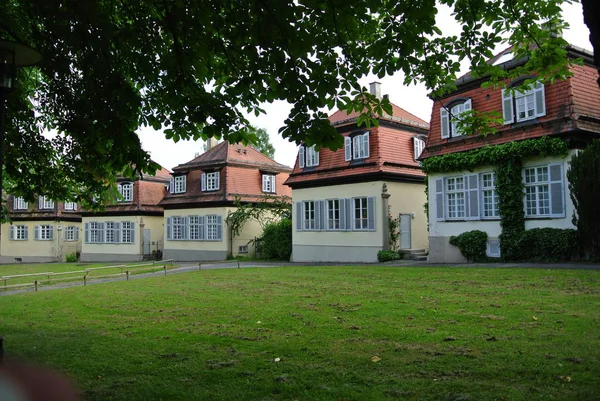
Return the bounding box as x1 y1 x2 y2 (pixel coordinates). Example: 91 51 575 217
422 136 569 261
388 214 400 251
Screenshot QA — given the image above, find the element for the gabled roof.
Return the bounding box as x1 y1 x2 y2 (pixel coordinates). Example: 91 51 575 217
329 102 429 130
172 141 291 173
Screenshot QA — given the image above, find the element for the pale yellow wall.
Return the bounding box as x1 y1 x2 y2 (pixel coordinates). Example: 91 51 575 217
230 211 280 257
386 181 429 250
1 221 82 260
292 182 384 248
164 207 230 252
140 216 165 252
81 216 141 255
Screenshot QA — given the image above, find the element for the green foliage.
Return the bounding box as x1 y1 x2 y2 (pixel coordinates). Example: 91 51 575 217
421 137 568 174
0 1 581 219
248 126 276 159
226 196 292 239
255 218 292 261
377 250 401 262
568 141 600 258
495 158 526 261
449 230 488 263
514 228 579 262
388 215 400 251
65 252 78 263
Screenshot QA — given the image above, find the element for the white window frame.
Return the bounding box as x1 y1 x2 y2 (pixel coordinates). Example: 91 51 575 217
13 197 28 210
502 81 546 124
238 245 249 254
88 222 104 243
64 226 79 242
39 196 54 210
303 201 315 230
187 216 203 240
413 137 426 160
10 225 28 241
305 145 319 167
327 199 340 230
105 222 118 243
353 197 369 231
446 176 466 220
481 172 500 219
206 172 219 191
262 174 276 193
206 215 220 241
174 175 186 193
38 225 54 241
440 99 472 139
64 202 77 211
171 217 186 240
117 182 133 202
345 133 370 161
486 240 501 258
121 221 134 243
524 166 551 217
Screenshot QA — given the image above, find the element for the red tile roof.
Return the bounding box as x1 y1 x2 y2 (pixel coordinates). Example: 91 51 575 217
285 103 429 188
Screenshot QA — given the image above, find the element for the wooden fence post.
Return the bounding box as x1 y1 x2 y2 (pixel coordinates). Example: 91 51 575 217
237 260 240 269
163 265 167 276
126 271 130 281
83 275 87 286
198 263 201 271
34 280 38 292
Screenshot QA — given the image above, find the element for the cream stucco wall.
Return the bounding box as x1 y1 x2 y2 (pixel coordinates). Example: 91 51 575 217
81 216 142 256
385 181 429 251
140 216 165 254
427 151 577 263
1 221 82 263
231 214 270 257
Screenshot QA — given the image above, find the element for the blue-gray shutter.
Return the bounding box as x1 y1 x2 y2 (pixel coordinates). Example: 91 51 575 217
130 222 135 243
314 200 321 231
74 227 79 241
9 226 14 240
23 226 28 240
435 179 444 221
344 137 352 161
169 176 174 193
296 202 303 231
320 200 327 231
182 175 187 192
166 217 172 240
115 222 122 243
215 172 220 190
345 198 353 230
49 225 54 240
339 199 346 231
367 196 375 231
199 216 206 240
549 163 564 217
466 174 479 219
298 146 305 168
363 133 370 158
502 89 514 124
440 108 449 138
201 173 206 191
34 225 40 240
216 216 223 241
84 223 90 243
534 82 546 117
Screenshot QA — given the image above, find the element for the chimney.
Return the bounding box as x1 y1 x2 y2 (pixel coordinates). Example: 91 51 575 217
369 82 382 99
206 137 219 151
383 94 389 100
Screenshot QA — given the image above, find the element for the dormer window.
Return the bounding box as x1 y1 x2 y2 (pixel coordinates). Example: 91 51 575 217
64 202 77 211
502 80 545 124
201 171 220 191
262 174 276 193
38 196 54 210
440 99 472 139
413 137 426 160
344 132 370 161
13 197 28 210
298 145 319 168
170 175 187 194
117 182 133 202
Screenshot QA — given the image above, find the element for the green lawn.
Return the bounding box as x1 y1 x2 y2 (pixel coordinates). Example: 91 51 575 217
0 266 599 400
0 261 177 288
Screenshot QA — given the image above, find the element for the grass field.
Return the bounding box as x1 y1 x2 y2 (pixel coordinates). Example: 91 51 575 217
0 266 599 400
0 261 177 288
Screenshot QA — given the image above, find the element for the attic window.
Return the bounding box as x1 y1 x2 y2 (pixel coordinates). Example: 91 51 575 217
413 137 426 160
493 52 513 66
344 132 369 161
298 145 319 168
170 175 186 194
440 99 472 139
117 182 133 202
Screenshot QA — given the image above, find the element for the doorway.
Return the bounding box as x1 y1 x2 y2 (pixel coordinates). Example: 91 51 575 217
399 213 412 250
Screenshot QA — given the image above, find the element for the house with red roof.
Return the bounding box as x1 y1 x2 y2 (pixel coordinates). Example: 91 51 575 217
284 83 430 262
421 45 600 262
1 196 82 263
80 166 171 262
160 140 292 261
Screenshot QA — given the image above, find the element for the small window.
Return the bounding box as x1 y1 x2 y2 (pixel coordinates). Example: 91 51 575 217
9 225 28 241
440 99 472 139
353 197 369 230
206 215 222 241
13 197 28 210
64 226 79 242
502 81 545 124
303 201 315 230
413 137 426 160
327 199 340 230
262 174 276 193
298 145 319 168
345 132 370 161
38 196 54 210
64 202 77 211
35 225 54 241
117 182 133 202
202 172 220 191
486 240 501 258
238 245 249 254
170 175 186 194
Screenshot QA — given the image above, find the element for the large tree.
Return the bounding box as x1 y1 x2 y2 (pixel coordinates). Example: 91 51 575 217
0 0 595 214
249 126 276 159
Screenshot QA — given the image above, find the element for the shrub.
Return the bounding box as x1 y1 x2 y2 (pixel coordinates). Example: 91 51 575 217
256 218 292 260
449 230 488 262
65 252 78 263
377 250 400 262
514 228 578 262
